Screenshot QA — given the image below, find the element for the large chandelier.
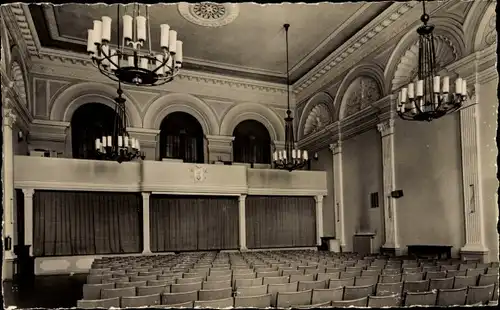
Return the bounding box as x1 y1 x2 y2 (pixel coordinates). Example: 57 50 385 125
94 82 145 163
86 4 183 86
396 0 466 122
273 24 308 172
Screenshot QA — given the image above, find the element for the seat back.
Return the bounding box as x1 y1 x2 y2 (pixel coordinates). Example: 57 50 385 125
101 286 136 299
298 280 327 291
267 282 299 306
176 276 204 284
478 273 499 286
293 301 331 308
234 293 272 308
161 290 198 305
276 289 312 308
404 291 437 306
257 271 280 278
77 297 120 309
375 281 403 296
343 284 374 300
82 283 115 300
193 297 234 308
282 269 304 276
234 277 263 288
137 285 169 296
311 287 343 304
402 272 424 281
263 276 289 285
436 287 467 306
317 272 340 281
367 294 401 307
403 280 429 293
116 280 147 288
429 277 454 290
121 294 161 307
198 287 232 301
235 284 268 297
202 280 231 290
329 277 354 288
164 301 194 308
331 296 368 307
380 274 402 283
466 284 495 305
453 275 477 288
170 282 202 293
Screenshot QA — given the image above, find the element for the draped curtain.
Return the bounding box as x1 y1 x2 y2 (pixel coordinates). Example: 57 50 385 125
246 196 316 248
150 195 239 252
33 191 142 257
233 120 271 164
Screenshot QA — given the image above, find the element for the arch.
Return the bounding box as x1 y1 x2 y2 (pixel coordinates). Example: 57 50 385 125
0 19 9 72
333 63 385 120
384 17 466 93
220 103 285 141
297 91 334 140
472 2 496 52
463 0 494 54
143 92 219 135
10 61 27 104
232 119 272 164
50 82 142 128
159 111 205 163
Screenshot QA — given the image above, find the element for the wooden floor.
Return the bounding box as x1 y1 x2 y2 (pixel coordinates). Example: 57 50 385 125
3 274 87 308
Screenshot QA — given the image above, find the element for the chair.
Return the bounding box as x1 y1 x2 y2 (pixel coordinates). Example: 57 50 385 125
453 275 477 288
206 275 231 282
267 282 298 306
276 289 312 308
402 272 424 281
382 268 401 275
101 287 136 299
436 287 467 306
293 301 331 308
486 267 500 274
77 297 120 309
193 297 234 308
290 274 315 282
183 272 205 279
176 276 204 284
140 270 162 277
466 268 485 278
257 271 280 278
403 280 429 293
343 284 374 300
161 291 198 305
103 276 129 284
479 274 499 286
298 280 327 291
202 280 231 290
368 294 401 307
340 271 359 279
311 287 343 304
148 279 174 287
121 294 161 307
493 282 499 301
130 275 157 282
82 283 115 300
331 296 368 307
361 269 381 277
235 284 268 297
116 280 147 288
429 277 454 290
404 291 437 306
466 284 495 305
282 269 304 276
329 277 354 288
376 282 403 296
234 277 263 288
170 282 202 293
317 272 340 281
263 276 289 285
234 293 272 308
210 270 232 277
198 287 232 301
380 274 401 283
137 285 169 296
86 274 111 284
355 275 378 288
162 301 193 308
446 269 467 278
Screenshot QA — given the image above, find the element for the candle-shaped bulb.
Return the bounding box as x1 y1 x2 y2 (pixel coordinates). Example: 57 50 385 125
101 16 112 42
433 76 440 93
408 83 415 99
416 80 424 97
102 136 107 147
160 24 170 49
122 15 133 41
273 151 278 161
442 76 450 93
169 30 177 54
118 136 123 147
92 20 102 45
292 149 297 159
124 136 129 147
87 29 97 54
95 138 100 150
401 87 408 103
303 151 309 160
107 136 112 146
462 79 467 96
455 78 462 94
136 16 147 42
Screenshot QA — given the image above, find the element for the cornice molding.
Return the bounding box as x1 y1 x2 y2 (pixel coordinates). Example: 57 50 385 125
2 4 35 68
1 69 32 132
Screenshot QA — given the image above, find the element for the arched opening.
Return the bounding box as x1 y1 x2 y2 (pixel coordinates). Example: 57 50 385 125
159 112 204 163
232 120 271 164
71 103 120 159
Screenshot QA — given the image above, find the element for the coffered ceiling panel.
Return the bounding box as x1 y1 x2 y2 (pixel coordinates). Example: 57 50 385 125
28 2 391 84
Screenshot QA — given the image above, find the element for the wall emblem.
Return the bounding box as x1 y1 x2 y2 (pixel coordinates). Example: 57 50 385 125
190 165 207 182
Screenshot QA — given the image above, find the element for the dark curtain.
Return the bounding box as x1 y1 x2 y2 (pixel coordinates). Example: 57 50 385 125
33 190 142 257
71 103 120 160
246 196 316 248
16 189 25 247
159 112 204 163
233 120 271 164
150 195 239 252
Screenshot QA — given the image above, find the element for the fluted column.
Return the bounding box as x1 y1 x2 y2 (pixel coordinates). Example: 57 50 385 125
315 195 324 245
459 86 488 256
239 194 247 251
377 119 400 252
330 141 346 249
3 108 17 260
142 192 151 254
23 188 35 256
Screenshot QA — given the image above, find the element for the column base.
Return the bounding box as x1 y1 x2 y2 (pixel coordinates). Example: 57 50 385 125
380 245 403 257
142 250 153 255
2 257 15 280
239 247 248 252
460 244 489 263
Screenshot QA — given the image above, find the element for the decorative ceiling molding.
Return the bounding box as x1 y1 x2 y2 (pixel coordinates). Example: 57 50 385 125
178 3 240 28
303 104 332 137
341 76 382 119
1 4 35 69
391 35 458 92
10 62 27 105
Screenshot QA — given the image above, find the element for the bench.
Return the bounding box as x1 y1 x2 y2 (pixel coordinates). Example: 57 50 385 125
407 245 452 259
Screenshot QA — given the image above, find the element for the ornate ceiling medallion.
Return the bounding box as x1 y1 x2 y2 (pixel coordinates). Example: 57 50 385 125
178 3 240 28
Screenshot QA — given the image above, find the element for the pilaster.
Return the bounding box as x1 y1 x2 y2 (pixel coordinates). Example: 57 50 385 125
3 108 17 261
127 127 160 161
315 195 324 246
142 192 152 254
22 188 35 256
330 141 346 249
239 194 247 251
377 118 401 252
206 135 234 163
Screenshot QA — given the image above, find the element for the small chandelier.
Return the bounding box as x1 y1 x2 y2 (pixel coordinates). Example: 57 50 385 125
95 82 145 163
86 4 183 86
273 24 308 172
397 0 466 122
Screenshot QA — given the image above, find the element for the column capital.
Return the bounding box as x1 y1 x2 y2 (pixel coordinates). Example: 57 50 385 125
329 141 342 154
3 108 17 128
142 192 151 199
22 188 35 198
314 195 324 204
239 194 247 202
377 119 395 137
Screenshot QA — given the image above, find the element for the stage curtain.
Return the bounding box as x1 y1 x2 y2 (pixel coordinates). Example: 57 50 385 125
150 195 239 252
32 190 142 257
246 196 316 248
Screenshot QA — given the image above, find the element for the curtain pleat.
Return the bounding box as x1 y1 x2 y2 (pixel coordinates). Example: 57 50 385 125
245 196 316 249
33 190 142 257
150 195 238 252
